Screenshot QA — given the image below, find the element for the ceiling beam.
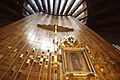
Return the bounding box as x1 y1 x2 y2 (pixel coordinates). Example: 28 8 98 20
26 0 38 13
2 0 32 16
78 15 88 21
64 0 76 15
56 0 61 15
41 0 47 13
10 0 33 15
23 9 30 16
34 0 42 12
60 0 68 15
23 6 33 15
69 0 84 16
53 0 56 15
74 7 87 17
6 0 31 16
47 0 51 14
12 0 32 15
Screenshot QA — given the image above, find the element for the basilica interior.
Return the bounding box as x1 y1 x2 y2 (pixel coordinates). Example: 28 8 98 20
0 0 120 80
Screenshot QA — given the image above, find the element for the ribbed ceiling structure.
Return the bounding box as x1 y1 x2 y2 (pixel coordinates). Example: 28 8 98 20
23 0 88 23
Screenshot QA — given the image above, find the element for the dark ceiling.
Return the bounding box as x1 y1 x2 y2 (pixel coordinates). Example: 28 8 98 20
86 0 120 32
85 0 120 45
0 0 120 44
